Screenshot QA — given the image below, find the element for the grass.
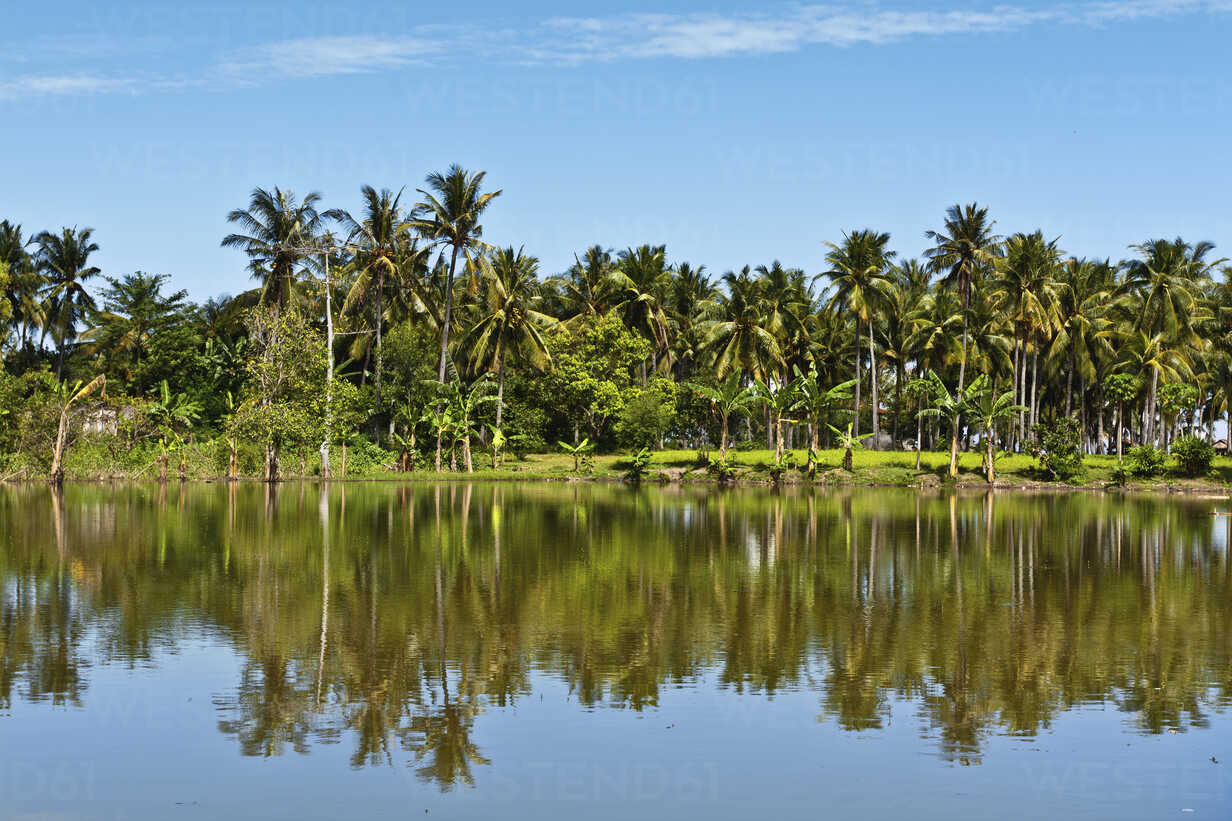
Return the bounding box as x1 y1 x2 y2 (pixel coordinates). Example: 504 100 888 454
17 437 1232 492
370 447 1232 491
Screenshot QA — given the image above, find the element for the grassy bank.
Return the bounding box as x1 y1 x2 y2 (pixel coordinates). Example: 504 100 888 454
12 437 1232 492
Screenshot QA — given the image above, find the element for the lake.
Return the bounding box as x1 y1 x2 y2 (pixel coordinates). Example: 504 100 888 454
1 482 1229 819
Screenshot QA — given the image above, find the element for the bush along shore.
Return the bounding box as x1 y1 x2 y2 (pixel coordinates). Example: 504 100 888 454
4 171 1232 490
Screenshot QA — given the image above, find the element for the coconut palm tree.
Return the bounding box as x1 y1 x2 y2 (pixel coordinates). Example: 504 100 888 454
925 204 1001 468
703 268 782 381
462 246 554 428
992 231 1061 435
81 272 189 393
824 229 895 438
408 165 502 381
222 187 323 311
35 227 101 380
327 186 416 406
550 245 615 327
666 261 717 381
611 244 672 376
925 203 1002 394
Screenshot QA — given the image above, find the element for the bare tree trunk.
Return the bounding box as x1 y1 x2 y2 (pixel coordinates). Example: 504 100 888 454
869 320 879 438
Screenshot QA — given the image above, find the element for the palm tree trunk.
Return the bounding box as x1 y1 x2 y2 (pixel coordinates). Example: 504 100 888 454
496 356 505 429
1096 387 1105 455
1030 347 1039 429
853 327 862 438
435 430 443 472
869 320 879 438
1117 401 1124 462
720 415 729 461
375 269 384 414
951 309 970 479
437 243 461 381
1064 352 1075 417
915 407 923 470
893 362 904 446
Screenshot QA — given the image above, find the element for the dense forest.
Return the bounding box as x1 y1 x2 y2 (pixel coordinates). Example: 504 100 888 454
1 164 1228 482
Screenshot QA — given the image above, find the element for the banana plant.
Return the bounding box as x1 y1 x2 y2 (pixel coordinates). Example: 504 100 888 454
828 421 872 471
558 438 594 473
50 375 106 485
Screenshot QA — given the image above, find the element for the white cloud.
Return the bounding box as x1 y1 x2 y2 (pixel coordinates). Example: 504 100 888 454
220 35 441 78
0 73 135 99
1 1 1229 99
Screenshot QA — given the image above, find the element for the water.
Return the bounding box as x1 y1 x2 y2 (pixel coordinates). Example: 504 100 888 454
1 482 1229 819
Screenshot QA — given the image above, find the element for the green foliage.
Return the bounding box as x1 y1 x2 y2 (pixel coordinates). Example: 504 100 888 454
1170 435 1213 477
1127 445 1166 478
1030 418 1084 481
558 438 595 473
1103 373 1139 404
706 456 737 482
539 314 651 444
616 378 677 450
622 447 652 483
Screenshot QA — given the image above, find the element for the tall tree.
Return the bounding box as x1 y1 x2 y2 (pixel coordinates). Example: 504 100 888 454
463 246 554 428
327 186 414 406
924 204 1001 472
824 229 894 438
222 187 323 310
35 227 101 379
409 165 502 381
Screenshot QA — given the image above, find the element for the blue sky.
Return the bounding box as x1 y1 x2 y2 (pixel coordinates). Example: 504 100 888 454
2 0 1229 300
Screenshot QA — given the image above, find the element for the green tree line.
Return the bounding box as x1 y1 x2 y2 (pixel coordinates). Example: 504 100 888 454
2 166 1230 480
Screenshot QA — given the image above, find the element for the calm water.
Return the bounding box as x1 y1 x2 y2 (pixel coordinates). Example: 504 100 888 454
1 482 1230 820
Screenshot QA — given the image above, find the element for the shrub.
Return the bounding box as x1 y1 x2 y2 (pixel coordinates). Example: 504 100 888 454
1170 435 1214 478
622 447 652 483
1127 444 1166 478
1030 418 1083 481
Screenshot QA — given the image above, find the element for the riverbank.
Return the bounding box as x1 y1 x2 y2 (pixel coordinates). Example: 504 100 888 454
12 444 1232 493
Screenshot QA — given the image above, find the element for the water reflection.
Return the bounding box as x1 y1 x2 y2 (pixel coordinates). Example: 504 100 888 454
1 482 1230 787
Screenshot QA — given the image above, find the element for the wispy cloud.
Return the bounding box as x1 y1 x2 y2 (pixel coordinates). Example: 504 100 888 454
0 73 136 100
536 6 1053 61
219 34 442 79
2 1 1228 100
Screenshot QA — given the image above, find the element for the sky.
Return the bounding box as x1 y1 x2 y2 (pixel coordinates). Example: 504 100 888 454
2 0 1230 301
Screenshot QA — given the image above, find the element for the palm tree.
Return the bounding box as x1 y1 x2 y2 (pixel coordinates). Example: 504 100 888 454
925 203 1001 467
81 272 189 394
824 229 895 438
612 244 672 377
992 231 1060 437
327 186 415 406
222 187 323 311
409 165 502 381
35 227 101 379
1115 330 1191 445
690 373 760 459
666 261 716 381
462 246 554 428
552 245 615 327
925 203 1002 395
703 268 782 381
